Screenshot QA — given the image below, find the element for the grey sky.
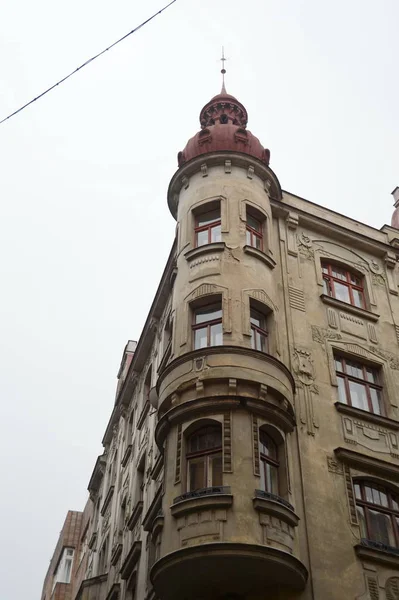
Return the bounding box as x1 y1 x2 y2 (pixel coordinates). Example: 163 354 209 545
0 0 397 598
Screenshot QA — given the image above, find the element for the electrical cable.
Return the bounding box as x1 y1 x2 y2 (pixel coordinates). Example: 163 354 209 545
0 0 177 126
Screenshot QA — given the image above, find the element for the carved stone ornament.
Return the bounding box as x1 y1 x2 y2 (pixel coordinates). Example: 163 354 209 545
367 346 399 370
327 456 344 475
293 348 318 392
386 577 399 600
297 232 314 259
372 273 386 287
312 325 343 343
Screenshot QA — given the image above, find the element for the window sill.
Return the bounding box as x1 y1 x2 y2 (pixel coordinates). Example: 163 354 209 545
127 500 144 531
355 539 399 567
137 401 150 430
121 444 132 468
335 402 399 431
320 294 379 322
253 490 298 528
184 242 225 262
244 245 276 269
171 486 232 518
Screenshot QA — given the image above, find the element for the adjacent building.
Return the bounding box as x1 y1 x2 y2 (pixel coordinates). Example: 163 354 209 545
42 85 399 600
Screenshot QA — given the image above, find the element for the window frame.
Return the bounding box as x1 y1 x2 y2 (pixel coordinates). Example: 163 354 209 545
246 213 264 251
186 426 223 492
354 480 399 548
192 302 223 350
194 208 222 248
322 262 366 308
259 430 279 495
250 307 268 352
335 356 383 415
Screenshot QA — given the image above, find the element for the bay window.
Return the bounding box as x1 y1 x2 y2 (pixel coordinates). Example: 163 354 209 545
259 431 279 495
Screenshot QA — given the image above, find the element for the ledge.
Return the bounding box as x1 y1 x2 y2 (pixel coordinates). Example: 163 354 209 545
253 492 299 528
320 294 379 322
172 487 233 518
101 486 115 516
244 245 276 269
121 445 132 468
127 501 144 531
335 402 399 431
184 242 225 262
355 539 399 567
334 447 399 481
120 541 142 581
110 543 123 566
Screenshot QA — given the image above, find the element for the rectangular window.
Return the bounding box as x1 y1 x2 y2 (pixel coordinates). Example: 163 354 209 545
250 308 268 352
246 213 263 250
335 356 382 415
192 303 222 349
195 209 221 247
322 263 365 308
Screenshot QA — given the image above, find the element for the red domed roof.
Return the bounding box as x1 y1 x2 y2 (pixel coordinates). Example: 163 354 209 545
178 87 270 167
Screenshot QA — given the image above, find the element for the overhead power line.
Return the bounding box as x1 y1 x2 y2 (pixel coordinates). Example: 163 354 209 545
0 0 177 126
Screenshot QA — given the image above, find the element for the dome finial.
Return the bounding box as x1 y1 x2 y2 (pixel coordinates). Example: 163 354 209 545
220 46 227 93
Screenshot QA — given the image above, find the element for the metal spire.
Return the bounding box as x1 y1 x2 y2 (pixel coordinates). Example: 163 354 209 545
220 46 227 93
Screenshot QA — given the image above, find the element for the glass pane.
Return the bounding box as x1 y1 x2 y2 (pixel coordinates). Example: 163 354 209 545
259 332 267 352
211 224 221 243
197 210 220 227
194 327 208 349
337 376 347 404
368 509 396 546
255 235 262 250
352 288 364 308
335 358 343 372
189 458 206 491
366 368 376 384
247 214 261 232
259 432 277 459
392 497 399 511
357 506 367 538
210 454 223 486
354 484 362 499
322 265 329 274
334 281 351 304
350 273 362 285
210 322 222 346
246 229 251 245
250 313 261 328
365 486 374 503
369 388 381 415
265 463 279 494
250 329 255 350
348 380 369 411
195 305 222 324
380 492 389 508
331 266 347 281
346 361 364 380
372 488 381 505
196 229 208 247
190 427 221 452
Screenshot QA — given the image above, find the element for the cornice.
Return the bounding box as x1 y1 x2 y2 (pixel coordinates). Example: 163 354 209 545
320 295 379 322
335 402 399 431
334 447 399 481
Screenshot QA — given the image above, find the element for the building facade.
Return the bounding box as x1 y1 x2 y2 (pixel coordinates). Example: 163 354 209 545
42 87 399 600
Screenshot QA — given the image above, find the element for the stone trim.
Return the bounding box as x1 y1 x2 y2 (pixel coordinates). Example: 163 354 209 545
252 415 260 476
223 412 233 473
174 425 182 484
335 402 399 431
320 294 379 322
335 447 399 482
101 486 115 516
252 495 299 528
127 501 144 531
171 491 233 518
355 540 399 568
184 242 225 262
243 245 276 269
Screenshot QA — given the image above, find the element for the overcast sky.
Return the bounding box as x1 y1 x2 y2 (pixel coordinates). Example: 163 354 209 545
0 0 398 598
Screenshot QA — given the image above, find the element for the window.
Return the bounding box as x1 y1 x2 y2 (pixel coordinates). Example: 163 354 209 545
355 481 399 548
246 213 263 250
98 537 108 575
335 356 382 415
250 308 268 352
259 431 279 494
192 303 222 349
186 426 222 491
322 263 365 308
143 367 152 407
195 209 221 247
52 548 74 592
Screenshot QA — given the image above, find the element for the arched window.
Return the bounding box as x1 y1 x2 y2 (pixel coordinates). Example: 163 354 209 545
186 425 222 491
322 262 365 308
354 480 399 547
259 431 279 494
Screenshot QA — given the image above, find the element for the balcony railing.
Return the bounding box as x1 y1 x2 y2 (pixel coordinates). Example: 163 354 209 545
173 486 231 504
254 489 294 512
360 538 399 556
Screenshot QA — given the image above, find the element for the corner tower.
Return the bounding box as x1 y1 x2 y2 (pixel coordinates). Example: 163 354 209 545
151 88 308 600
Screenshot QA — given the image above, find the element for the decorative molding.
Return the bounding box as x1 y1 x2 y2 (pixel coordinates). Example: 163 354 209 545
367 323 378 344
339 311 367 340
288 286 305 312
101 486 115 516
327 456 344 475
121 445 132 468
367 575 379 600
336 402 399 432
243 245 276 268
184 242 225 263
355 542 399 569
127 501 143 531
181 175 189 190
224 159 231 173
327 307 338 329
171 490 233 518
312 325 342 343
320 294 379 322
297 232 314 260
343 464 358 525
386 577 399 600
175 424 182 484
335 447 399 482
247 165 254 179
142 487 163 532
286 213 299 257
200 163 208 177
252 415 260 476
223 412 233 473
293 348 318 435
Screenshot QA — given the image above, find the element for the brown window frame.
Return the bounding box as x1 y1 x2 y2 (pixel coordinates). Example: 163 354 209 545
250 308 268 352
186 426 223 491
355 480 399 548
246 213 264 251
192 303 223 350
322 262 365 308
335 356 382 415
194 209 221 247
259 430 279 495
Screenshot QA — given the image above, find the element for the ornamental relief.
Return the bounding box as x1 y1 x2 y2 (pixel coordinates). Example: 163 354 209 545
386 577 399 600
293 348 319 435
341 416 399 457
